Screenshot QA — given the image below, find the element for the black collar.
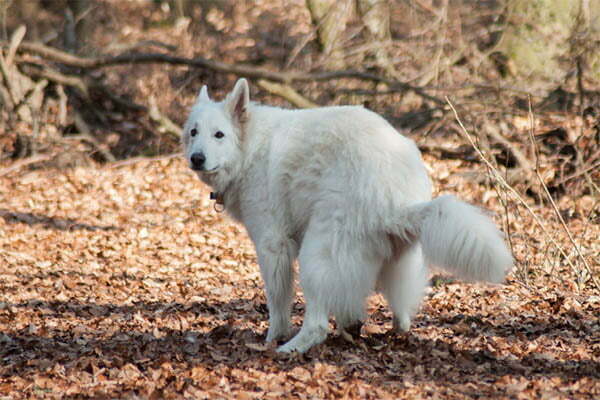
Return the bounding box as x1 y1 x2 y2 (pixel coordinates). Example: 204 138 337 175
209 191 225 206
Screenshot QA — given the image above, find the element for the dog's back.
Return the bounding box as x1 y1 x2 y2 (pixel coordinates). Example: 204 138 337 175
245 104 432 240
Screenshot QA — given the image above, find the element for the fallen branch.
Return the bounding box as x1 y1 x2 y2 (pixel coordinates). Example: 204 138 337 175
73 111 116 162
93 84 147 112
0 26 27 106
256 79 318 108
0 153 53 177
148 96 182 138
555 156 600 186
21 62 147 112
22 62 89 98
0 52 19 106
6 40 445 105
485 124 533 172
6 25 26 67
417 143 477 161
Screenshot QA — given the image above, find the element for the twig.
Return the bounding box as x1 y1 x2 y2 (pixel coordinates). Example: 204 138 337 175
526 98 598 290
106 39 178 53
446 96 599 292
494 166 523 285
555 158 600 186
0 248 38 262
417 0 449 88
284 31 316 69
109 152 182 169
412 0 443 16
482 123 539 191
423 83 547 98
73 111 116 162
21 60 147 114
256 79 318 108
0 154 53 177
417 144 476 161
0 51 18 106
56 84 68 126
148 96 182 138
484 124 533 172
93 83 147 112
21 62 89 98
6 24 26 66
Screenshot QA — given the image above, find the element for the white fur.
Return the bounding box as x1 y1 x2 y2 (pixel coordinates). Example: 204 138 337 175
182 79 513 353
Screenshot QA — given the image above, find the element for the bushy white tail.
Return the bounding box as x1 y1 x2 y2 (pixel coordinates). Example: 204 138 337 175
392 195 513 283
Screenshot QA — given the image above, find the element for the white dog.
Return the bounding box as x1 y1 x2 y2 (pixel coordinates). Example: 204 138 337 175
182 78 512 353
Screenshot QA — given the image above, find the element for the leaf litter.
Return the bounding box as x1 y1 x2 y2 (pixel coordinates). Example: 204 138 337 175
0 156 598 399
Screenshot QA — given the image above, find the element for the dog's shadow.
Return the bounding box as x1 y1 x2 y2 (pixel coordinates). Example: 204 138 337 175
2 298 598 389
0 208 118 232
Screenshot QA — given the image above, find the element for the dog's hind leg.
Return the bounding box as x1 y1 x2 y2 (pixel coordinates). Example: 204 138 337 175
278 217 381 353
256 232 297 343
379 243 428 332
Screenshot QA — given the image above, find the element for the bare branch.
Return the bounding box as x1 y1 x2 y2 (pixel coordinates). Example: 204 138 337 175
6 40 446 105
148 96 182 138
256 80 318 108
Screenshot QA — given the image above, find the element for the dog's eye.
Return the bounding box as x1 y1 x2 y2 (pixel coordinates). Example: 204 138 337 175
190 128 198 137
214 131 225 139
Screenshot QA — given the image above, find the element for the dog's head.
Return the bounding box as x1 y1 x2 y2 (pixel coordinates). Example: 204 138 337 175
182 78 249 185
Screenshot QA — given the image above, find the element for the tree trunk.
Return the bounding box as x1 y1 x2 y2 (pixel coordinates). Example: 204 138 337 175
66 0 92 53
498 0 600 92
357 0 396 77
575 0 600 83
305 0 353 69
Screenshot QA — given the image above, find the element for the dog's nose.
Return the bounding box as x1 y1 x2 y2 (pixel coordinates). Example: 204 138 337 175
190 152 206 170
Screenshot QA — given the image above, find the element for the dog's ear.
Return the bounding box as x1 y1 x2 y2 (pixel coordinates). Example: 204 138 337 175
196 85 210 104
225 78 249 124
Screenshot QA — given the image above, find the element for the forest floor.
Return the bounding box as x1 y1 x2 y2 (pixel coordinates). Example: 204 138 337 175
0 156 598 399
0 0 599 398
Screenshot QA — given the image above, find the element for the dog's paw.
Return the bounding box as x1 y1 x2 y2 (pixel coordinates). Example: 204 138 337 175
276 328 327 353
277 338 311 354
392 314 411 333
266 323 291 343
276 342 300 354
337 321 363 343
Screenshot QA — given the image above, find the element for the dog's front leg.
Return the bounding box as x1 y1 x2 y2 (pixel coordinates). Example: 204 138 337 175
256 234 297 343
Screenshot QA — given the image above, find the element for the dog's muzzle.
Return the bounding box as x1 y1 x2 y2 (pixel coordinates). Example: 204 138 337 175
190 152 206 171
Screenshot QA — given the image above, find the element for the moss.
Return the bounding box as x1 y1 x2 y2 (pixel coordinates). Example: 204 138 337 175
498 0 580 89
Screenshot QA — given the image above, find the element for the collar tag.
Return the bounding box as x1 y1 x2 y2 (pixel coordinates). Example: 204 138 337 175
210 191 225 212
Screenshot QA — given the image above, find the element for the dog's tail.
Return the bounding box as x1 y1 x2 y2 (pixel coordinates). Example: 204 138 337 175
389 195 512 283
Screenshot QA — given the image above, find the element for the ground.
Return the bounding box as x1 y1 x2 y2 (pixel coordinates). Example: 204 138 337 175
0 0 599 398
0 156 598 399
